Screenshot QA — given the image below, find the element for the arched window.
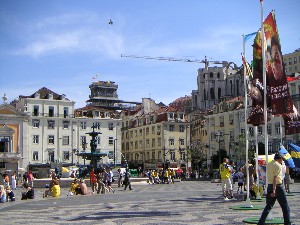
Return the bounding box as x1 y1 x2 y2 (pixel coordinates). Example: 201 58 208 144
203 89 206 100
210 88 215 99
217 72 220 79
218 87 221 99
230 80 233 94
236 80 239 95
210 72 213 78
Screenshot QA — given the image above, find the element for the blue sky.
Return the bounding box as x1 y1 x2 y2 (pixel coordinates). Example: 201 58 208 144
0 0 299 108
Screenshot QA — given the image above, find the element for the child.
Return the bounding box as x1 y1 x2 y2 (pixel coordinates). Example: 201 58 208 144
234 168 244 194
6 186 16 202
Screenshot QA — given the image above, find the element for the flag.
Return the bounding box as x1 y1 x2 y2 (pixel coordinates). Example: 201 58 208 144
279 144 295 169
247 30 265 126
241 54 253 79
289 143 300 168
282 105 300 135
263 11 293 115
244 32 257 43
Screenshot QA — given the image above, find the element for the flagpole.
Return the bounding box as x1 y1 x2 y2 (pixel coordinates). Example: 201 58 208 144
255 126 262 199
261 0 268 172
261 0 273 220
242 34 252 207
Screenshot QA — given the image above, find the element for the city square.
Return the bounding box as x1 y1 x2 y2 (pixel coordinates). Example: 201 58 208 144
0 180 299 225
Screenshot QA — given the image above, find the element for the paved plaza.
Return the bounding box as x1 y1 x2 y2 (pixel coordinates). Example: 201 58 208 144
0 180 299 225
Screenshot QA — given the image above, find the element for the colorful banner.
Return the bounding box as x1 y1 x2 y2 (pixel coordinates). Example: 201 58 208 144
257 154 274 185
247 30 265 126
264 11 293 115
282 105 300 135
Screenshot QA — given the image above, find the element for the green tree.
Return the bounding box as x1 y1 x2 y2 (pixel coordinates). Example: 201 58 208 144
211 149 228 169
188 142 207 177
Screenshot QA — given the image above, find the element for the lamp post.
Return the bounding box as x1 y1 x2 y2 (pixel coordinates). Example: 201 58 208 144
215 132 222 166
113 139 117 167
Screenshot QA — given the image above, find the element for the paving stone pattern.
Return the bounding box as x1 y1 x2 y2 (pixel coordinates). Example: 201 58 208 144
0 181 299 225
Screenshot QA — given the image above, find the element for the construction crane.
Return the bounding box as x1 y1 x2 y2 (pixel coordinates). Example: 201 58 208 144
121 54 229 70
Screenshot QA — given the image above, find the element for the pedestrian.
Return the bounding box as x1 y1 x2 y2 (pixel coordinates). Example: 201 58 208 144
96 169 108 194
117 168 123 187
89 168 97 194
219 158 234 200
257 153 291 225
284 166 291 193
27 171 34 188
234 168 244 194
124 168 132 191
11 171 17 190
106 168 115 193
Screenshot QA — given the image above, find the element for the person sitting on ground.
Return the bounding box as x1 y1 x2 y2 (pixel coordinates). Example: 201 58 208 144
68 178 79 196
75 179 87 195
21 183 34 200
0 185 7 203
6 186 15 201
44 179 60 198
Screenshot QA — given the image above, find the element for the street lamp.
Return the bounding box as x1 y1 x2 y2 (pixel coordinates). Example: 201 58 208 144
113 139 117 167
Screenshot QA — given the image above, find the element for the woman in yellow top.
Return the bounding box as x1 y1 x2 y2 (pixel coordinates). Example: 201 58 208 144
51 180 60 197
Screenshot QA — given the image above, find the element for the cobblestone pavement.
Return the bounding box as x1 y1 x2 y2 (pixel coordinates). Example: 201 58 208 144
0 181 299 225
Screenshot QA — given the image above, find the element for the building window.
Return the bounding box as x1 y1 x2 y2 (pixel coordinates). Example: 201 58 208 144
81 136 87 150
63 107 69 118
180 152 185 161
169 113 174 119
170 151 175 161
32 119 40 128
152 126 155 134
33 151 38 161
48 120 55 129
275 123 281 134
63 151 70 161
294 57 297 64
158 138 161 147
152 151 155 159
109 137 114 146
146 127 149 135
249 127 254 137
179 139 185 145
146 139 150 148
48 135 54 144
139 129 143 136
33 135 39 144
81 121 87 129
258 126 262 135
179 125 184 132
62 136 69 145
152 139 155 148
63 121 69 129
48 152 54 162
33 105 39 116
94 122 101 129
169 125 174 132
95 111 100 117
96 136 101 144
49 106 54 117
139 140 143 149
169 138 175 146
267 124 272 135
108 123 114 130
